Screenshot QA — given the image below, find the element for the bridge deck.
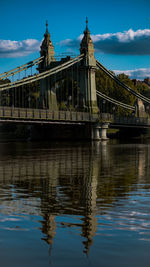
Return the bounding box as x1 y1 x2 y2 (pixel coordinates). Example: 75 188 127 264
111 116 150 128
0 107 150 128
0 106 100 124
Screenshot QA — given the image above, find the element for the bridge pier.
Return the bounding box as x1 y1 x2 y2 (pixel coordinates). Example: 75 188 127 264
92 122 109 141
92 125 101 140
79 18 99 113
99 123 109 140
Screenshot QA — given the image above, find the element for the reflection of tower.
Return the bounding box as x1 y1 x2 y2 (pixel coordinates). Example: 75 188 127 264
92 141 101 154
137 147 146 181
100 140 109 171
40 157 59 252
81 155 99 254
41 214 56 255
54 145 100 255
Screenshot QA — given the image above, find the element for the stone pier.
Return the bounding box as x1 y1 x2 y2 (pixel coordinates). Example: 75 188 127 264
92 124 101 140
92 122 109 141
99 123 109 140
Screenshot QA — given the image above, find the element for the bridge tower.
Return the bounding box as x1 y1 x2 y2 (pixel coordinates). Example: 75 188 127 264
39 21 57 110
80 18 98 113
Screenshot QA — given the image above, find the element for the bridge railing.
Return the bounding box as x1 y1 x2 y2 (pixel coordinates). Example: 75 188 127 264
100 113 113 121
0 106 102 123
113 115 150 126
1 107 150 126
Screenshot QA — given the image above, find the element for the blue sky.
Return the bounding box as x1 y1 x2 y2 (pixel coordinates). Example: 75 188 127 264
0 0 150 79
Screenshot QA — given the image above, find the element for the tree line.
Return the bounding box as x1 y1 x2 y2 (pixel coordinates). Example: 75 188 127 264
0 70 150 115
96 69 150 115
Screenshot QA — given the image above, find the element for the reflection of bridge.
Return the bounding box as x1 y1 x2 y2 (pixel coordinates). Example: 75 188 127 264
0 142 149 254
0 19 150 140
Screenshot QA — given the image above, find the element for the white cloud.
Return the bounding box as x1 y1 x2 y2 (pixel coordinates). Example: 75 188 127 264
0 39 40 58
113 68 150 80
59 38 73 46
59 28 150 55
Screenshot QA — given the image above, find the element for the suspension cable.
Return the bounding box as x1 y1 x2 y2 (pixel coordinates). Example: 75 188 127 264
0 55 84 91
96 60 150 104
0 55 83 88
96 90 135 111
0 56 44 80
1 59 43 80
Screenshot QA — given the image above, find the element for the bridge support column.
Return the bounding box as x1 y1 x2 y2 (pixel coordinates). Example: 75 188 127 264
79 19 99 113
92 124 101 140
99 123 109 141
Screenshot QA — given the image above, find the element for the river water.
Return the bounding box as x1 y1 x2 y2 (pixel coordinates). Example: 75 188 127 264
0 140 150 267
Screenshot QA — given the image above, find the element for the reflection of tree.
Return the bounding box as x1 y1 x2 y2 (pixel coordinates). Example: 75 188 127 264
0 142 150 255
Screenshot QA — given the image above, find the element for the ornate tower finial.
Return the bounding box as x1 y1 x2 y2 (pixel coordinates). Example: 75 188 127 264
46 20 48 33
86 17 88 30
39 20 55 69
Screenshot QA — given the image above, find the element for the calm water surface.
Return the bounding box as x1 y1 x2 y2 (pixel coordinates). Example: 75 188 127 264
0 140 150 267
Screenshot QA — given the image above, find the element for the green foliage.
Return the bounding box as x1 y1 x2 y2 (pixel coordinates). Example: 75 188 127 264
0 78 11 106
135 82 150 115
1 79 40 108
96 70 137 116
135 82 150 97
56 76 78 109
59 101 67 111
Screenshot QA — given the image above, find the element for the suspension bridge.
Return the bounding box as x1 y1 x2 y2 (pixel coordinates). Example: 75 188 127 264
0 19 150 140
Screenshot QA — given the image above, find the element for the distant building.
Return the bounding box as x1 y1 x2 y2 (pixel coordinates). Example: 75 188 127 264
144 78 150 86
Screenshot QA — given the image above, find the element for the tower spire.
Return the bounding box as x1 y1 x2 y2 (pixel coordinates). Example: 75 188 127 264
86 17 88 31
39 21 55 68
46 20 48 34
80 17 93 55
